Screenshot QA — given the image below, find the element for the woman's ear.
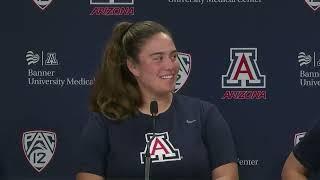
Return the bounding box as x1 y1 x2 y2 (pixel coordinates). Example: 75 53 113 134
126 58 140 77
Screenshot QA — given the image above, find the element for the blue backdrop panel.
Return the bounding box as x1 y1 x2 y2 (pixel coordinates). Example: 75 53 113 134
1 0 320 180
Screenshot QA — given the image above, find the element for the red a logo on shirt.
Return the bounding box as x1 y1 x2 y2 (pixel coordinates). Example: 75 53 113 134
140 132 181 164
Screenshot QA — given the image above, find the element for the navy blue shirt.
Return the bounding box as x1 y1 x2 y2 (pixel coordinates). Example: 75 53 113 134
77 94 237 179
293 120 320 172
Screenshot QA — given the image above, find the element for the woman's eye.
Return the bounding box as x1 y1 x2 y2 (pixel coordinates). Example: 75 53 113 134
153 56 163 61
171 54 177 61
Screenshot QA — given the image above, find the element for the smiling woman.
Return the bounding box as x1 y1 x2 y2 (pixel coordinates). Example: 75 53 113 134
76 20 239 180
126 32 180 105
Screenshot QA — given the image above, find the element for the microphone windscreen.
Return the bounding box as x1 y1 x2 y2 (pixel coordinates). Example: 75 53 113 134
150 100 158 115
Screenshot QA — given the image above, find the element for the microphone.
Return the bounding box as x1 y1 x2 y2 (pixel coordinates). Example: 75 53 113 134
150 100 158 131
150 100 158 116
145 100 158 180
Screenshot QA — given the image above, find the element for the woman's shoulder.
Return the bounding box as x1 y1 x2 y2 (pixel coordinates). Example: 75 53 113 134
88 111 131 126
174 93 217 110
86 111 115 128
173 94 223 125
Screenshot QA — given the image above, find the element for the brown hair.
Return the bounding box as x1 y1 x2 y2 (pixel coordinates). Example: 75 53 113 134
90 21 172 120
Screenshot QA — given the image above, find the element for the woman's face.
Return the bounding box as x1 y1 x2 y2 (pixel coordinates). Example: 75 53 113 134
128 32 180 98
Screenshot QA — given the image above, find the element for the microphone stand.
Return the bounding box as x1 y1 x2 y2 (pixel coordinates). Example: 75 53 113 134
145 100 158 180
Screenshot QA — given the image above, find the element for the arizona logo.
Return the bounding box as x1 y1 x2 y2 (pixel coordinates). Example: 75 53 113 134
305 0 320 11
89 0 135 16
221 48 267 100
222 48 265 88
140 132 181 164
90 0 134 5
22 130 57 172
175 52 191 92
33 0 53 11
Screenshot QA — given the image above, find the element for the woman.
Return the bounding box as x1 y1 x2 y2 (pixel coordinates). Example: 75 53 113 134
76 20 238 180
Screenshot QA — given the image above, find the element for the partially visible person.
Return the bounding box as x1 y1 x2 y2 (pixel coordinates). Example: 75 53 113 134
76 20 238 180
282 120 320 180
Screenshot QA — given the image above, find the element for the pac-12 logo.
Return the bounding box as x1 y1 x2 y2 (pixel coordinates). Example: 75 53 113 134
22 130 57 172
32 0 53 10
222 48 266 88
175 52 191 92
305 0 320 11
140 132 181 164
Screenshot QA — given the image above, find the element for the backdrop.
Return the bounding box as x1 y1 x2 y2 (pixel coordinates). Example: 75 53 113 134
2 0 320 180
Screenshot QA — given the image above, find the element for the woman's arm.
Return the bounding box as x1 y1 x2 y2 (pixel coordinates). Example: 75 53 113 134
281 152 308 180
212 162 239 180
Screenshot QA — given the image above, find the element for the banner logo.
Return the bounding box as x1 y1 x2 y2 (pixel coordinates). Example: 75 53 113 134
298 52 312 66
26 50 59 66
26 51 40 65
298 51 320 67
298 51 320 87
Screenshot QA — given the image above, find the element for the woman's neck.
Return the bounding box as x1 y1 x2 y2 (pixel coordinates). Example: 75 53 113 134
139 93 173 115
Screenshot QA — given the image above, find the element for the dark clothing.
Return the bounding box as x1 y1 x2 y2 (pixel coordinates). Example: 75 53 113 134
77 94 237 179
293 120 320 172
